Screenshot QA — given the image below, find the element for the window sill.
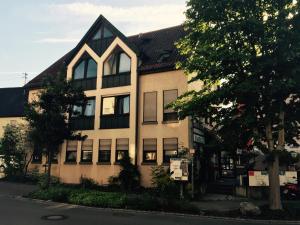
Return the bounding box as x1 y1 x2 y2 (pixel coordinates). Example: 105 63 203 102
97 162 111 165
141 162 157 166
79 162 93 165
142 121 158 125
64 162 77 165
162 120 179 124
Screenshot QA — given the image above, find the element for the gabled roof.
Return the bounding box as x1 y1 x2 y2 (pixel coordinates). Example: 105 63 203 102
0 87 26 117
25 15 186 89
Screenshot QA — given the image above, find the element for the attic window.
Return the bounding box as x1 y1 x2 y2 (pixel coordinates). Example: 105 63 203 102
92 25 113 40
157 50 172 63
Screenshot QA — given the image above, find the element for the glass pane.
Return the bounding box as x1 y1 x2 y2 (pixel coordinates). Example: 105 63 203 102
86 59 97 78
66 151 77 162
104 53 117 76
93 28 102 40
164 90 178 113
103 27 113 38
72 105 82 117
74 61 85 80
145 152 157 161
117 150 127 161
102 97 115 115
117 96 130 114
116 139 129 150
119 53 131 73
84 99 95 116
144 139 157 151
82 150 93 161
99 151 111 162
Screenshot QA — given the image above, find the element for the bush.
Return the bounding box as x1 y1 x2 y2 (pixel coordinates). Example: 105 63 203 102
38 173 60 189
29 187 70 202
80 177 98 189
151 165 178 198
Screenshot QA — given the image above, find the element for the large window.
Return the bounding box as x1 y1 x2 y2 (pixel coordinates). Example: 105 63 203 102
100 95 130 129
163 90 178 122
143 139 157 163
81 139 93 163
65 140 78 163
143 92 157 123
163 138 178 163
70 98 95 130
102 49 131 88
116 138 129 162
98 139 111 163
73 57 97 90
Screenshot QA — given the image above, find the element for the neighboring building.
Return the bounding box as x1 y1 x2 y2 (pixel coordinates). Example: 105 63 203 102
24 15 203 186
0 87 26 137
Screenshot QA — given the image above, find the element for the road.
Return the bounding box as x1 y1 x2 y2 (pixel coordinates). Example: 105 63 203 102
0 182 298 225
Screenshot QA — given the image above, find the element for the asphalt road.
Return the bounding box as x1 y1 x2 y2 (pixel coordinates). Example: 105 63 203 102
0 182 298 225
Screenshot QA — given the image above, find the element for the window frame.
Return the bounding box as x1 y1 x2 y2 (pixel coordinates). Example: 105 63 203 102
65 140 78 163
143 138 157 163
143 91 157 123
163 89 178 122
163 138 178 163
115 138 129 163
72 57 97 80
103 49 131 77
92 25 113 41
101 95 130 116
98 139 112 163
80 139 93 163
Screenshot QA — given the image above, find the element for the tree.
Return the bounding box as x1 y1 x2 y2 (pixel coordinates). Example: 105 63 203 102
25 74 85 188
0 123 32 178
174 0 300 210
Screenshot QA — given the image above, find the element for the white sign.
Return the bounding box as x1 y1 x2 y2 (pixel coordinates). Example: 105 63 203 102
170 158 189 181
248 171 297 187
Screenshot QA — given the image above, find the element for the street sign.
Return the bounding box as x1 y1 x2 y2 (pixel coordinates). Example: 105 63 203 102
170 158 189 181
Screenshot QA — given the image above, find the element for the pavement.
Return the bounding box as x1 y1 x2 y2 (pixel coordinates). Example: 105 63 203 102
0 181 299 225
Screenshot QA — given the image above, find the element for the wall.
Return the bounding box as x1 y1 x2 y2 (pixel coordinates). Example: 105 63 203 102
0 117 26 138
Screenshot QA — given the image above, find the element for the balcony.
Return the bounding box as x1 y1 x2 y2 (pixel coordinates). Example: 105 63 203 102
100 114 129 129
102 73 130 89
69 116 95 130
72 78 97 91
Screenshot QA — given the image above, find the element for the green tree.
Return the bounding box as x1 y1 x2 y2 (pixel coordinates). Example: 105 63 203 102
25 74 85 188
174 0 300 210
0 123 31 178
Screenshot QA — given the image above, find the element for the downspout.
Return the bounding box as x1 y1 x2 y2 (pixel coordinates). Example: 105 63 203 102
134 67 140 166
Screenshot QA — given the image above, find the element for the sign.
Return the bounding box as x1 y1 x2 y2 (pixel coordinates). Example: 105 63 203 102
248 171 297 187
170 158 189 181
189 148 195 155
193 134 205 144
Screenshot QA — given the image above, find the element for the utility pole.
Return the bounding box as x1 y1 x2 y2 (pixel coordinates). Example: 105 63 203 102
23 72 28 85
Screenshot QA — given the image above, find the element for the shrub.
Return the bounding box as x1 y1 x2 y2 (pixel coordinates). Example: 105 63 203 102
38 173 60 189
80 176 98 189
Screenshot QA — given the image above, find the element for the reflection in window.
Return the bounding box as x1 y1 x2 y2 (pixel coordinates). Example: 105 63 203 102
102 97 115 115
73 58 97 80
72 98 95 117
102 95 129 116
116 96 130 114
92 26 113 40
103 51 131 76
86 59 97 78
74 61 85 79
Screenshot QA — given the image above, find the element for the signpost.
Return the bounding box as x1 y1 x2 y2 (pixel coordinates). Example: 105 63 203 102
170 158 189 199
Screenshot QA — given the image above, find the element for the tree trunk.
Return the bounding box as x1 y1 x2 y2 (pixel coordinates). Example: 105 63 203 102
46 149 52 189
23 153 33 178
266 120 282 210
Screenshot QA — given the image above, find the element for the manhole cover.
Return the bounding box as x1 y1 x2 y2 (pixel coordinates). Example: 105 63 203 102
41 215 68 221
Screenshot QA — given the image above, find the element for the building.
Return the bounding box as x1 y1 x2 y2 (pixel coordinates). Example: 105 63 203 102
23 15 203 187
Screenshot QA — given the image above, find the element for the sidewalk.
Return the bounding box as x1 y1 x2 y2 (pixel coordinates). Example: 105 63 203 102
192 194 267 212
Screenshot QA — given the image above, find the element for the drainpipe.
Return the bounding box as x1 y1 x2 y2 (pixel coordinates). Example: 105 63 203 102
134 67 139 166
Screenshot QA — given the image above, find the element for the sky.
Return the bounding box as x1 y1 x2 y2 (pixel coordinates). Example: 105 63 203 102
0 0 186 88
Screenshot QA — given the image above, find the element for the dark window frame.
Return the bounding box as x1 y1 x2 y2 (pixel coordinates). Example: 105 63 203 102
65 140 78 163
143 91 157 123
143 138 157 163
72 57 97 80
92 25 114 41
103 49 131 76
115 138 129 163
80 139 93 163
163 89 178 122
163 138 178 163
98 139 112 163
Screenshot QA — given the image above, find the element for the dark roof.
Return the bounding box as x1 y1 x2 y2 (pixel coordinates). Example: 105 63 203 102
0 87 26 117
25 16 186 89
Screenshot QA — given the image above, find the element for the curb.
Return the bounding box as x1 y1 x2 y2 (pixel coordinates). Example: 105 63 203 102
18 196 300 224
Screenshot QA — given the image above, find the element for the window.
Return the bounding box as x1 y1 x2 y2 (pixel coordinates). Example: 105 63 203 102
65 141 78 163
70 98 95 130
98 139 111 163
143 139 157 163
92 26 113 40
104 52 131 76
100 95 130 129
143 92 157 123
116 138 129 162
102 49 131 88
73 58 97 80
163 138 178 163
32 145 42 163
81 139 93 163
163 90 178 122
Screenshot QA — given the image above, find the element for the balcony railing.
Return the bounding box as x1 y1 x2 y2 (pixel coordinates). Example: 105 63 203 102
100 114 129 129
72 78 97 91
69 116 95 130
102 73 130 88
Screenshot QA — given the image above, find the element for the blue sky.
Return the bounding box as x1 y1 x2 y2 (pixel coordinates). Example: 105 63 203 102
0 0 186 88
